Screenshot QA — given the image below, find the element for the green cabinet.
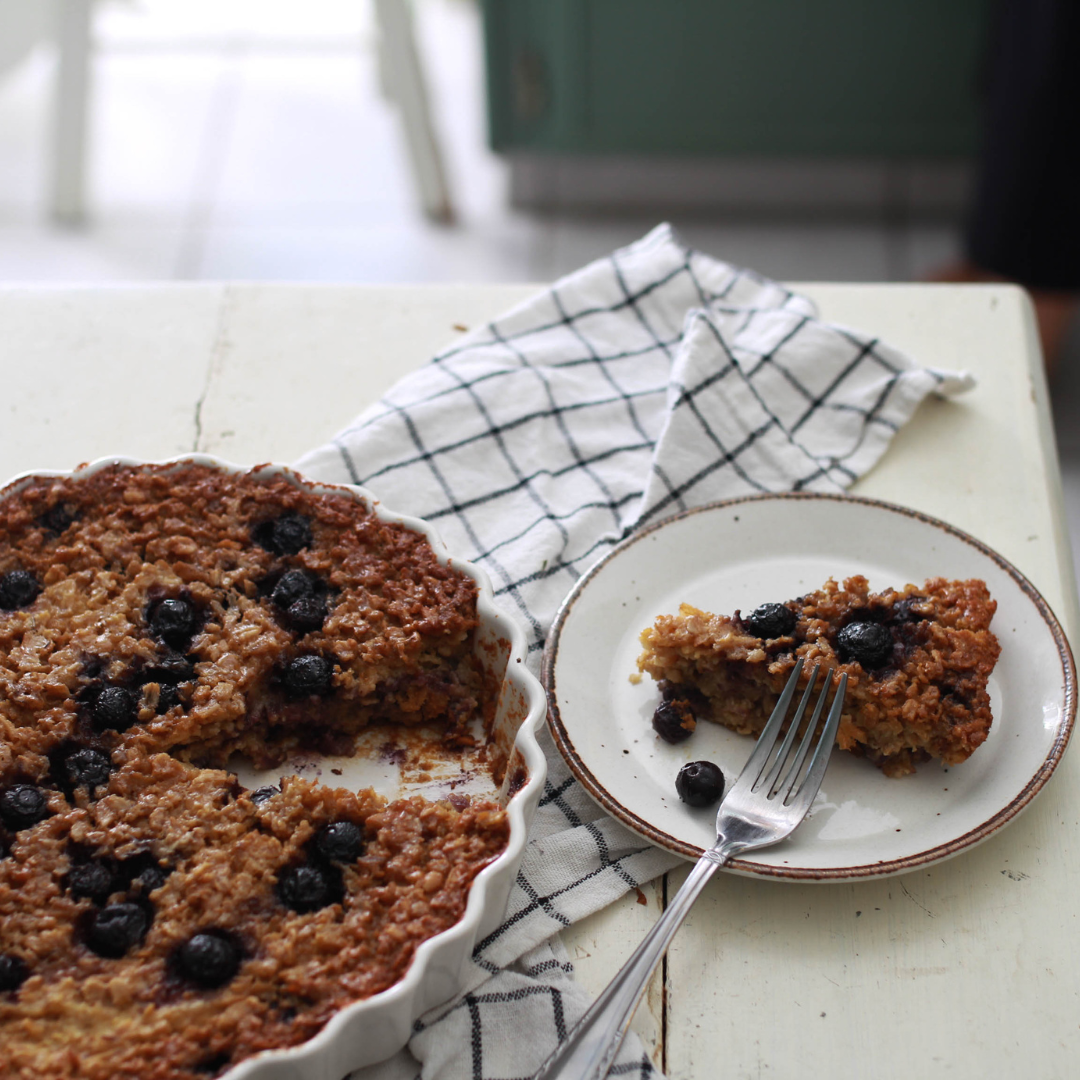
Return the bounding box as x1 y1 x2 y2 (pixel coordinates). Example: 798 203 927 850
483 0 990 158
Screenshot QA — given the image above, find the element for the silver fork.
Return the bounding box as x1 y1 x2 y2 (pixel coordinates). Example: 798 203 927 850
532 658 847 1080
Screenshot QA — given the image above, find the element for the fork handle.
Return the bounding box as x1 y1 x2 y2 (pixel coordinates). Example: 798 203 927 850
532 842 737 1080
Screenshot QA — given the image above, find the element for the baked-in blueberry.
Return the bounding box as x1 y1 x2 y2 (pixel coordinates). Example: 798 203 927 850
0 570 41 610
92 686 137 732
85 902 150 958
271 571 329 632
277 864 339 912
175 931 241 989
285 596 328 634
271 570 317 609
255 514 312 556
0 784 50 830
120 853 170 895
652 698 697 744
837 621 893 669
64 747 112 790
40 502 77 535
68 861 115 902
282 655 333 697
891 597 929 624
155 683 181 714
149 598 197 648
675 761 726 808
142 655 196 685
250 785 279 805
315 821 364 863
0 954 29 992
743 603 797 640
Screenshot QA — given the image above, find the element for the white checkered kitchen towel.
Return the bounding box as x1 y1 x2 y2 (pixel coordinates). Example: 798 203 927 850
295 224 974 1080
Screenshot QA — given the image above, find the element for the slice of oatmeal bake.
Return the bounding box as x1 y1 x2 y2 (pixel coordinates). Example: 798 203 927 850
637 575 1001 777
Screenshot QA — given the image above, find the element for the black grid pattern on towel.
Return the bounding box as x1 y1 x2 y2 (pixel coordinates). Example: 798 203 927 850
323 226 943 666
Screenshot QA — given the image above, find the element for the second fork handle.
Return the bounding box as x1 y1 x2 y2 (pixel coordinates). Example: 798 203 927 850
532 840 738 1080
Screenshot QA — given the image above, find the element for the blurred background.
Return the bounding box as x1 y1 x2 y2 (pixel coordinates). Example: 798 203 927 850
0 0 984 281
0 0 1078 563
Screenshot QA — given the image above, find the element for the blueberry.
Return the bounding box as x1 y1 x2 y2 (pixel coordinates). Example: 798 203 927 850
250 785 279 805
285 596 328 634
64 747 112 790
837 621 893 669
314 821 364 863
142 655 196 685
155 683 181 715
149 598 197 648
272 570 317 609
277 864 340 912
85 902 150 958
0 570 41 610
743 603 797 640
142 656 194 714
282 655 333 698
891 597 928 624
136 865 169 893
68 862 115 902
271 572 329 632
120 853 170 895
0 784 50 830
40 502 76 535
0 954 28 992
652 699 697 744
175 931 241 988
675 761 726 808
255 515 312 556
92 686 137 732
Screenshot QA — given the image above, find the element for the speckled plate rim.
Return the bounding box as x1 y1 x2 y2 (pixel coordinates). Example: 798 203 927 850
542 492 1077 882
0 453 548 1080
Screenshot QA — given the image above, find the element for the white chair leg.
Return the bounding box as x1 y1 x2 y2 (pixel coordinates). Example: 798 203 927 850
374 0 455 224
51 0 93 225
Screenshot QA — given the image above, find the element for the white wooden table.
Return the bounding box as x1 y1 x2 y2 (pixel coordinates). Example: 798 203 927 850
1 282 1077 1080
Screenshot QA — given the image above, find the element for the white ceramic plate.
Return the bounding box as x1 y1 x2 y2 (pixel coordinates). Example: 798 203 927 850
543 493 1076 881
0 455 548 1080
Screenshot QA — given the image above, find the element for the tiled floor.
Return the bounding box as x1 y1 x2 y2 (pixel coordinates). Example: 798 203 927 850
0 0 1078 579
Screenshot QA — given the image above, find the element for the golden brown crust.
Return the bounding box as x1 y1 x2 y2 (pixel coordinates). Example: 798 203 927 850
0 463 508 1079
637 575 1001 777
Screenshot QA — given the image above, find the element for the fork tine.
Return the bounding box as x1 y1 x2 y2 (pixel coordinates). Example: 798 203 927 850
783 671 848 811
758 663 820 796
742 657 804 787
774 665 834 802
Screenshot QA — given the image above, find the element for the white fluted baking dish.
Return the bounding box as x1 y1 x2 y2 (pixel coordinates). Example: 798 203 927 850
0 454 547 1080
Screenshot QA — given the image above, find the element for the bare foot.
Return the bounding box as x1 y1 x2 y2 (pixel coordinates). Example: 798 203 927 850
928 260 1079 378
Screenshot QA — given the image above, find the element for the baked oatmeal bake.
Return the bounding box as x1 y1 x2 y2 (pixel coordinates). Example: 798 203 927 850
637 575 1001 777
0 462 509 1080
